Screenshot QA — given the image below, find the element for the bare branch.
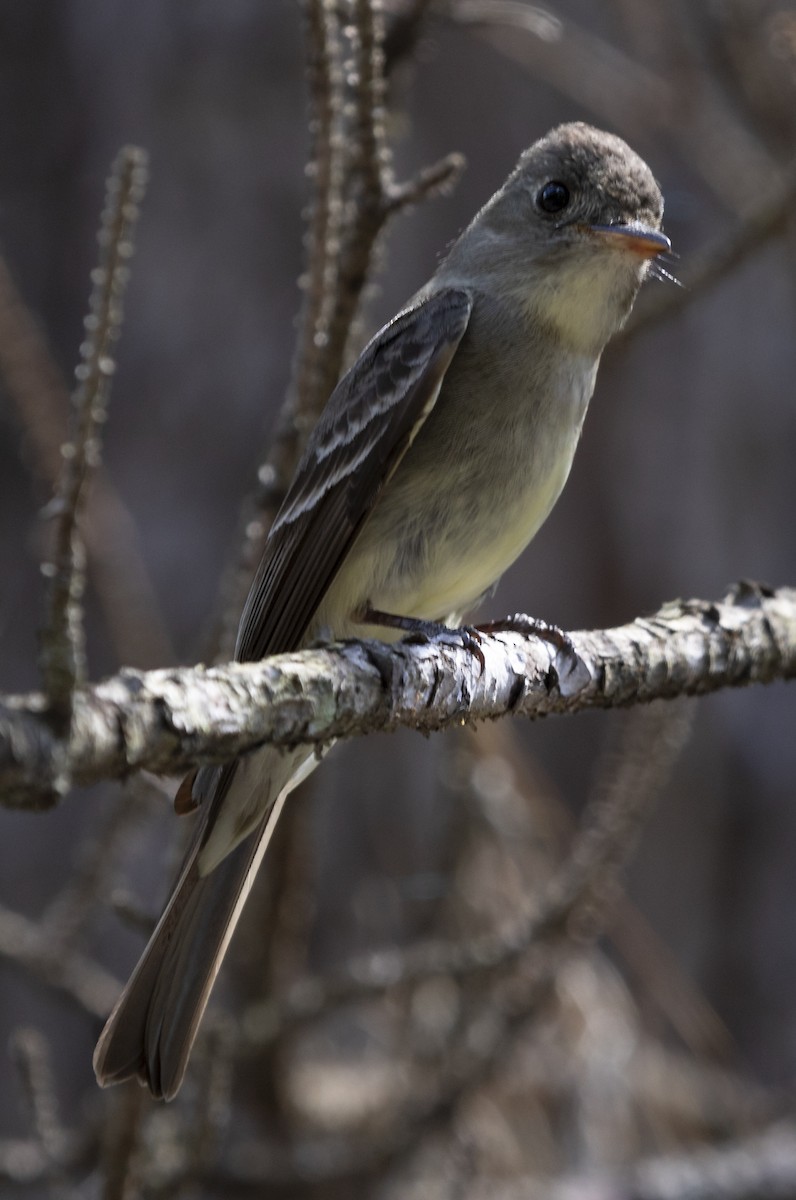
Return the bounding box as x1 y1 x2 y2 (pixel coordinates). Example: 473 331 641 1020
335 705 694 1181
626 1121 796 1200
41 796 145 955
38 146 148 723
291 0 346 421
0 255 174 669
0 582 792 807
236 701 691 1055
385 151 465 213
383 0 437 69
426 1121 796 1200
9 1028 68 1170
215 2 464 654
0 903 120 1017
463 717 735 1061
446 0 780 212
99 1086 147 1200
610 900 736 1060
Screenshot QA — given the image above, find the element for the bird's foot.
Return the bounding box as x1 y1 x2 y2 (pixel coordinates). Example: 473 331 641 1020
475 613 577 659
358 606 487 671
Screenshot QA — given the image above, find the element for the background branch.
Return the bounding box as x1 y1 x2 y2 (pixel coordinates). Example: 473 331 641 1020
0 254 174 669
38 146 148 724
214 0 463 655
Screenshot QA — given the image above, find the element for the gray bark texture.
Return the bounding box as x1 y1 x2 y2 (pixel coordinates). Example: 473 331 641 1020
2 583 793 807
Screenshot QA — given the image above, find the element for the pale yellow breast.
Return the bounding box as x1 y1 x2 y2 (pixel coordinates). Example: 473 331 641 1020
385 447 574 621
316 433 577 641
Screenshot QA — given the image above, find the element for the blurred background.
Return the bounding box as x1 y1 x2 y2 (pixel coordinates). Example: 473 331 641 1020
1 1 795 1196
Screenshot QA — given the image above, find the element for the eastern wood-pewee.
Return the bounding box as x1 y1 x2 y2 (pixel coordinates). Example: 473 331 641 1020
95 122 670 1098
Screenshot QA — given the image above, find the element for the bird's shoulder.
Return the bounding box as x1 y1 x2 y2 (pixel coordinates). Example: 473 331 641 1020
310 285 473 446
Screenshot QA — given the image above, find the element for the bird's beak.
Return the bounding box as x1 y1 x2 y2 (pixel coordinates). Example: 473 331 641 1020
587 222 671 259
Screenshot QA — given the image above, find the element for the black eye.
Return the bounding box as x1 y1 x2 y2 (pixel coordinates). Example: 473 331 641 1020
537 180 570 214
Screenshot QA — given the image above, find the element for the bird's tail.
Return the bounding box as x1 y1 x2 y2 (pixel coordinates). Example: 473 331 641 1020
93 786 288 1101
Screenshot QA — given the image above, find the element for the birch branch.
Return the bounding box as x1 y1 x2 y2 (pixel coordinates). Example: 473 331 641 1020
0 583 793 807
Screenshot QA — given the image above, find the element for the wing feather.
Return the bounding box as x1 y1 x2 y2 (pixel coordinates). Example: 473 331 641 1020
180 288 471 820
235 287 472 661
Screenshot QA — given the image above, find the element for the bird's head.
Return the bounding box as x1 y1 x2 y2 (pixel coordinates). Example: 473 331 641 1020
452 123 670 353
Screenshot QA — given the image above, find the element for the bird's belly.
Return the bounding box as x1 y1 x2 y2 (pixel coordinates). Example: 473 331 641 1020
393 452 573 620
316 331 594 641
326 434 577 637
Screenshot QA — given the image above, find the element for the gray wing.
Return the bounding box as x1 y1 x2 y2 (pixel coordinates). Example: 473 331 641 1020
235 286 472 661
175 287 472 817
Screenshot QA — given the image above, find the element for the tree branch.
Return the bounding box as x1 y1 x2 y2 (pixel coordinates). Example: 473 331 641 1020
236 701 692 1052
214 1 464 655
445 0 780 213
0 247 174 671
0 903 119 1017
431 1121 796 1200
38 147 148 724
0 583 792 807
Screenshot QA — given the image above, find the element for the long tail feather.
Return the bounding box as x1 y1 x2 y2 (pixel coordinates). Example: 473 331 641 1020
93 788 288 1100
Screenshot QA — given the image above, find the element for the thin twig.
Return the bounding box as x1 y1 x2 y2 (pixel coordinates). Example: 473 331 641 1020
9 1028 69 1170
431 1121 796 1200
41 796 145 956
291 0 347 424
628 1041 776 1136
253 0 347 524
385 151 465 212
447 0 779 212
282 703 695 1186
212 1 349 660
181 1018 235 1188
456 716 735 1060
547 702 694 938
0 903 120 1017
214 2 463 655
99 1085 147 1200
239 702 692 1052
319 0 400 384
39 146 148 724
383 0 437 70
611 900 736 1059
0 254 174 669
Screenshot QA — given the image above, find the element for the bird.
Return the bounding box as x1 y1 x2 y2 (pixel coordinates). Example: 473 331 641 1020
94 121 670 1099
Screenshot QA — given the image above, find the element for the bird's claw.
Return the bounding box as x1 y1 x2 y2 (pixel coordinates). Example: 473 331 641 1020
402 620 486 672
477 614 577 660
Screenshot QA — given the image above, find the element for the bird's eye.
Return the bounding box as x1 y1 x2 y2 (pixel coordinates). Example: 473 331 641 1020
537 180 570 214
